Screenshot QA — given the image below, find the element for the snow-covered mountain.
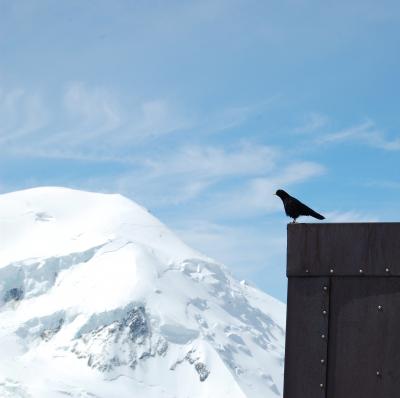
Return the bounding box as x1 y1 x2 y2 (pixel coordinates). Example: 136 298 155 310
0 187 285 398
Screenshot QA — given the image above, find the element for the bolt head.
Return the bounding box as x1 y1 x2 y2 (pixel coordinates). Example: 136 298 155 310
378 305 383 311
320 383 324 388
321 359 325 364
385 268 390 273
322 310 327 315
359 269 363 274
330 269 334 273
376 370 381 377
305 269 309 273
321 334 326 339
323 286 328 291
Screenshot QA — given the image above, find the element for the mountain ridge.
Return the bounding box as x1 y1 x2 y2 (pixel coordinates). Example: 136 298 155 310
0 187 285 398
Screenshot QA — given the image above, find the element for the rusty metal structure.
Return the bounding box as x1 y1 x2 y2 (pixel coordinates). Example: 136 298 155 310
284 223 400 398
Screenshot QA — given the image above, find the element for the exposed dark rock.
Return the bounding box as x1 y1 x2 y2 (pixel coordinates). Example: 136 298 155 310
124 306 148 341
4 287 24 303
171 349 210 382
70 305 168 372
41 318 64 341
156 338 168 356
195 362 210 382
139 351 151 360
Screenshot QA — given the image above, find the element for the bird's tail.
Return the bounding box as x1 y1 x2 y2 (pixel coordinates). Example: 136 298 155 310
310 210 325 220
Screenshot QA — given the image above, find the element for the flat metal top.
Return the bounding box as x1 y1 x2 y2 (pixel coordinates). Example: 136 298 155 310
287 223 400 276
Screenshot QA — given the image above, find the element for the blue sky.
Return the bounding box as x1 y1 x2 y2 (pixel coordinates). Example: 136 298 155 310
1 0 400 301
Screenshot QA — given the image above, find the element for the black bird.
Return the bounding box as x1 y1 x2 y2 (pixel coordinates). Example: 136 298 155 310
275 189 325 223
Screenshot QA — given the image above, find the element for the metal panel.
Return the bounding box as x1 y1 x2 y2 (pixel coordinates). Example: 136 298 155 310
327 277 400 398
284 277 330 398
287 223 400 277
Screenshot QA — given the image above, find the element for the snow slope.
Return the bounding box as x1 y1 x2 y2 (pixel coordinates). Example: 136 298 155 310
0 187 285 398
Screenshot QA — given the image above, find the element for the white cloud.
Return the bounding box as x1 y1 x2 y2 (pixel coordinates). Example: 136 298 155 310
317 121 400 150
207 161 326 218
145 143 279 178
71 146 325 220
0 88 48 144
324 210 379 223
293 112 329 134
0 82 280 163
65 82 122 131
0 83 327 221
136 99 190 138
199 105 254 134
201 98 279 134
275 161 326 185
0 83 190 159
45 83 189 151
86 143 281 206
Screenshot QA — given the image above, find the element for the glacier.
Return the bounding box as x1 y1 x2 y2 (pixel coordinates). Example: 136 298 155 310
0 187 285 398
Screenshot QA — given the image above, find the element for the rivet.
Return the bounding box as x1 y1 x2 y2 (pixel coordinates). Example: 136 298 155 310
376 370 381 377
321 359 325 364
378 305 383 311
385 268 390 273
305 269 310 273
323 286 328 291
322 310 327 315
321 334 326 339
359 269 363 274
329 269 334 274
320 383 324 388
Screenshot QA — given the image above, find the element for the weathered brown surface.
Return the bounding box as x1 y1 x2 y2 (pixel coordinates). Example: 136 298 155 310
284 277 330 398
287 223 400 276
285 223 400 398
327 277 400 398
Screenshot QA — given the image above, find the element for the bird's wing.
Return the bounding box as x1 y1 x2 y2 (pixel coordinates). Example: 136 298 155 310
292 197 325 220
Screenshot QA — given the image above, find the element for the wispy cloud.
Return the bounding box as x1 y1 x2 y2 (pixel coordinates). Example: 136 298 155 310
317 120 400 150
65 83 121 130
176 161 325 220
207 161 326 218
324 210 379 223
68 142 325 216
0 83 327 221
1 83 274 162
0 83 191 160
144 143 279 178
201 97 281 134
87 143 281 206
55 83 189 149
293 112 329 134
0 88 48 144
